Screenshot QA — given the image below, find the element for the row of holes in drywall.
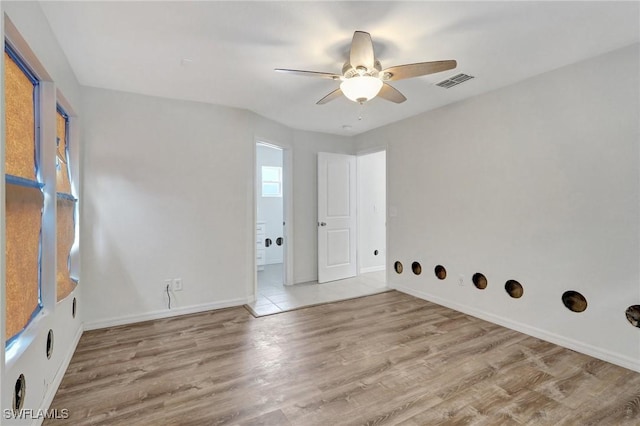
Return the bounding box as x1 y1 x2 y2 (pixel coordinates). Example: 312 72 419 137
394 261 640 328
13 297 77 415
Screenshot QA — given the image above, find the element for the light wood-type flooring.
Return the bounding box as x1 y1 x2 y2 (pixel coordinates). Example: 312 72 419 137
46 291 640 425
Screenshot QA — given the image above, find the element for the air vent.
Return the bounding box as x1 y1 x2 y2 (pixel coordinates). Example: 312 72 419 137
436 73 474 88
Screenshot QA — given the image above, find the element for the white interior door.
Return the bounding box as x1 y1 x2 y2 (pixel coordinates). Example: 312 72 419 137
318 152 357 283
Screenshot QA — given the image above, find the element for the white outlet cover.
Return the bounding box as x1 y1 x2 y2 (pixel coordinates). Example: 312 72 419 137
173 278 183 291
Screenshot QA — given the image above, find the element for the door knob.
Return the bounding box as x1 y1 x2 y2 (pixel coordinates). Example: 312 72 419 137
319 222 327 227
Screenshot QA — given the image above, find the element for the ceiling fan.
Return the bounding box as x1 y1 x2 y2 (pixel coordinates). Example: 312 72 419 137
275 31 457 105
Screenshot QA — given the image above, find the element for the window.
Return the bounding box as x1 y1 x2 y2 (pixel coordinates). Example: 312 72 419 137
4 44 43 345
56 107 71 194
55 106 77 301
262 166 282 197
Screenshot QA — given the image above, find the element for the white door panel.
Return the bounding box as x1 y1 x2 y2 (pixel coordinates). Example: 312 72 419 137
326 229 351 266
327 161 351 216
318 152 357 283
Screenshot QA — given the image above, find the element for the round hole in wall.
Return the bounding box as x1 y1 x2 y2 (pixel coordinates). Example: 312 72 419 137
472 273 488 290
625 305 640 328
505 280 523 298
411 262 422 275
72 297 77 319
276 237 283 246
394 261 403 274
434 265 447 280
46 329 54 359
562 291 587 313
265 238 272 247
374 250 379 256
13 374 26 415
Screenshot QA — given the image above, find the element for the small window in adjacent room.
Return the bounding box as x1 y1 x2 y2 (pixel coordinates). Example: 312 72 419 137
262 166 282 197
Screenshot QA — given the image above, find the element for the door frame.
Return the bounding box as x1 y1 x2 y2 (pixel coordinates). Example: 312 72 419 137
253 138 293 301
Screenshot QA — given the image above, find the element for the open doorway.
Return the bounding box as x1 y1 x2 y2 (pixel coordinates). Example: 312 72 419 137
248 146 387 317
316 150 387 286
256 142 285 294
357 151 387 278
357 150 386 285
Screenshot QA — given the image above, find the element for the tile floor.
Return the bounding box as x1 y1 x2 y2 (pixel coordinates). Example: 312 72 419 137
247 264 389 316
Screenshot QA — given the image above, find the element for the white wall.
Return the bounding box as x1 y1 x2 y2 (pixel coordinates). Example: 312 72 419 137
357 151 386 273
2 2 83 423
81 87 255 328
81 89 354 328
256 144 284 265
356 44 640 372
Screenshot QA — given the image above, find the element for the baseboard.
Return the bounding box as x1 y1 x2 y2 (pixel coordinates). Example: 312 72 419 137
84 298 249 330
36 323 84 425
360 265 385 274
394 284 640 374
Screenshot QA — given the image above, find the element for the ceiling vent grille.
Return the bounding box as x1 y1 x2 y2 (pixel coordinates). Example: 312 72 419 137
436 73 474 89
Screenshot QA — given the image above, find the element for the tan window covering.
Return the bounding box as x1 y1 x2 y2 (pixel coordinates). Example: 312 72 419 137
5 184 43 340
5 49 42 342
4 51 36 180
56 108 76 301
56 111 71 194
56 196 77 301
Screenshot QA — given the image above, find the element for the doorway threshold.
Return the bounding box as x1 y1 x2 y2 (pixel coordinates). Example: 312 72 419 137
247 271 388 317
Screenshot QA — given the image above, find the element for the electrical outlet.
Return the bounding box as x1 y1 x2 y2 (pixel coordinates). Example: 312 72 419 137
164 279 172 290
458 274 465 286
173 278 183 291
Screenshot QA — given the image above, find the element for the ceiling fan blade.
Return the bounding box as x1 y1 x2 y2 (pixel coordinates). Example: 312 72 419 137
382 60 457 81
316 88 343 105
350 31 375 70
377 83 406 103
275 69 341 80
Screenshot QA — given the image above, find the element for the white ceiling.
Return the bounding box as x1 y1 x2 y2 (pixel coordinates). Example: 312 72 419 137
40 1 639 136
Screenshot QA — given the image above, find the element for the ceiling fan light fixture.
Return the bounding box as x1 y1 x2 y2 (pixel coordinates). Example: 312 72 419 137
340 75 383 103
276 31 456 105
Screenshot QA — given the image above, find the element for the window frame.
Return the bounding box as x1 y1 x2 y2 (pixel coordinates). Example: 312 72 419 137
261 165 283 198
55 103 78 301
4 41 43 348
55 104 71 189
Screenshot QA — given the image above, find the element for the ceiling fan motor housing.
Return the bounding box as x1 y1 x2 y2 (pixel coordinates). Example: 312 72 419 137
342 60 382 79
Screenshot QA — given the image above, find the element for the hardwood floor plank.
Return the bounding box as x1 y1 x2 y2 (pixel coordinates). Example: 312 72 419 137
238 409 291 426
44 291 640 425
